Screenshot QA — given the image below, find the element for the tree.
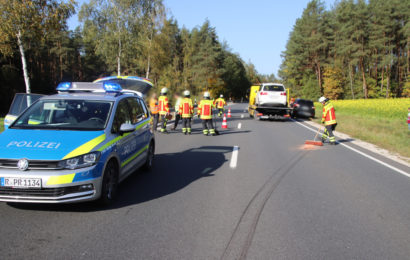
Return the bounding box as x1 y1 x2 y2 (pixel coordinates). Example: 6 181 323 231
323 66 344 99
0 0 75 94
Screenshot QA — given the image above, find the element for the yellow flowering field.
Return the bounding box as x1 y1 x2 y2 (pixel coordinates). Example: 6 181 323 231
332 98 410 120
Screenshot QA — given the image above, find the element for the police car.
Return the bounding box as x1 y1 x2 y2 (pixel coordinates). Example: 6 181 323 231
0 80 155 204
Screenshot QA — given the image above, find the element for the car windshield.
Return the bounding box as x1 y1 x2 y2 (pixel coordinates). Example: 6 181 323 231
297 100 314 106
263 85 284 91
8 93 43 116
11 99 113 131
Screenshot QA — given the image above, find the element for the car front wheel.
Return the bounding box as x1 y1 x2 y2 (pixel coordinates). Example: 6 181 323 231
143 142 155 171
98 160 119 205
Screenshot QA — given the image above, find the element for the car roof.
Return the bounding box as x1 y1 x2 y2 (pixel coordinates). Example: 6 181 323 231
40 92 139 102
296 98 313 102
262 83 284 86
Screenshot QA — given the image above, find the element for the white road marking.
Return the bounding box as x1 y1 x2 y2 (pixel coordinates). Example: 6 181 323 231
292 119 410 177
230 146 239 169
241 114 244 118
238 123 242 129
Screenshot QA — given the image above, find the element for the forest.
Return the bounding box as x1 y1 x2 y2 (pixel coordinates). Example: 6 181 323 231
279 0 410 100
0 0 273 115
1 0 409 115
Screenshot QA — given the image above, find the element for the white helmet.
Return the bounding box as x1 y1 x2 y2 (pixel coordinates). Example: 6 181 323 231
318 96 326 103
183 90 190 97
204 91 210 98
161 87 168 95
220 94 223 98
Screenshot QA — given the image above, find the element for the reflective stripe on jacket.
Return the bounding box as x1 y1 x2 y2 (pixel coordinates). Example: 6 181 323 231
149 98 159 114
198 99 214 120
214 98 226 109
158 95 169 115
179 98 193 118
322 101 336 125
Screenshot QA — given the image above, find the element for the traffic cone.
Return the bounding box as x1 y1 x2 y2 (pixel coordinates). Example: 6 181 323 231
221 114 228 129
227 108 232 118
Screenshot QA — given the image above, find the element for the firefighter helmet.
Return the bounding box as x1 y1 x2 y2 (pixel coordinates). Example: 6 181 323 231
161 87 168 95
318 96 326 103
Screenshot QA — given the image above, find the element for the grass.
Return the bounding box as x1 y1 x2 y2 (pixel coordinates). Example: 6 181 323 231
313 99 410 158
0 118 3 133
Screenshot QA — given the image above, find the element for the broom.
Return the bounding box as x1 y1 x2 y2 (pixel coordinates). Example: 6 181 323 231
305 126 323 146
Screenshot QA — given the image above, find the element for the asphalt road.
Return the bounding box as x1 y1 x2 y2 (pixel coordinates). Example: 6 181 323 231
1 103 410 260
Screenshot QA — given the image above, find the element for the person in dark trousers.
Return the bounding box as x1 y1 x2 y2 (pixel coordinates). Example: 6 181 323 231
319 96 337 145
214 94 226 117
158 87 169 133
179 90 194 135
198 91 216 136
149 93 159 131
171 93 182 130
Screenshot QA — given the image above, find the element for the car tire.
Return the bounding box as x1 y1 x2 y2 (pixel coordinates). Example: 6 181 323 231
143 141 155 171
98 160 119 206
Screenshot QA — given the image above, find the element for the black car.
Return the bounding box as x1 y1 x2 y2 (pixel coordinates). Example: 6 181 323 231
291 99 315 118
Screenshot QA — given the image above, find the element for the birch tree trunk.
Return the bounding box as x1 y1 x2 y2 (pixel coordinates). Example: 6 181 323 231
17 30 31 94
117 37 121 76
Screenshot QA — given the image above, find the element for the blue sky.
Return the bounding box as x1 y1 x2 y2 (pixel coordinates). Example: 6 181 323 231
68 0 333 76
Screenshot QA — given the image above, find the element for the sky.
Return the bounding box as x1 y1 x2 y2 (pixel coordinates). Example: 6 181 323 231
68 0 333 76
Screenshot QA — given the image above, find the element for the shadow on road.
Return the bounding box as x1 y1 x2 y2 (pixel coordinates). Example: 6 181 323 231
8 146 232 212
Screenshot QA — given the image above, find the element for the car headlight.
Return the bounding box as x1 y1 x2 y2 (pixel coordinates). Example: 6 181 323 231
59 151 101 170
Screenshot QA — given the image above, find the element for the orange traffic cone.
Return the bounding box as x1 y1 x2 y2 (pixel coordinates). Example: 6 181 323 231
227 108 232 118
221 114 228 129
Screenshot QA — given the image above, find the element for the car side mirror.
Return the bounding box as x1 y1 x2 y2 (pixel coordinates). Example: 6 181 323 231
119 123 135 135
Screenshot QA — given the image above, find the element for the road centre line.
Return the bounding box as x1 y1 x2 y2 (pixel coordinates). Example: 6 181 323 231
238 123 242 129
230 146 239 169
292 119 410 177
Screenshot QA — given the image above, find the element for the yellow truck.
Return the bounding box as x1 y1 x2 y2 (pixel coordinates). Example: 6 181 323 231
248 83 291 120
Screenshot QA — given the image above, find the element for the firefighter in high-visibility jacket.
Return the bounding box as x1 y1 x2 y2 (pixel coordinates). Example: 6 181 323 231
179 90 194 135
158 87 170 133
214 94 226 117
319 96 337 145
149 93 159 131
198 92 216 136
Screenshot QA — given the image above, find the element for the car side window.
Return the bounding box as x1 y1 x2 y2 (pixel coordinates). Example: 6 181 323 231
138 99 150 118
112 99 132 133
128 97 145 124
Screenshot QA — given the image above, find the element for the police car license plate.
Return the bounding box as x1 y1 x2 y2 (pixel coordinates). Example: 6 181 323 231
0 177 42 188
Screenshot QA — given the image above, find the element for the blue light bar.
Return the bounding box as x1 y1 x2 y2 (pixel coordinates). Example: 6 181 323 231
57 82 72 91
103 82 122 92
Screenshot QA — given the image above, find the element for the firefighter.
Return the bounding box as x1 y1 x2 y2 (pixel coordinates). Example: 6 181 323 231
319 96 337 145
158 87 170 133
214 94 226 117
198 91 216 136
407 107 410 131
149 93 159 131
179 90 194 135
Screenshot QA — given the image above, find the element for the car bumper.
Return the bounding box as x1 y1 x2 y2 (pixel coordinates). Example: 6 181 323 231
0 166 102 203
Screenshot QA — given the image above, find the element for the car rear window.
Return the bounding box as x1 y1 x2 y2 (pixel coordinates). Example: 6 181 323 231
297 100 314 106
263 85 284 91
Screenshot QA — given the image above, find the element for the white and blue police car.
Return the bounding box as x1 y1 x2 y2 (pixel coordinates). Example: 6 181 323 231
0 80 155 204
